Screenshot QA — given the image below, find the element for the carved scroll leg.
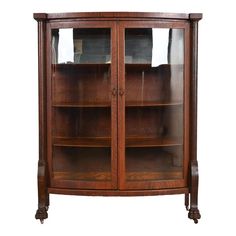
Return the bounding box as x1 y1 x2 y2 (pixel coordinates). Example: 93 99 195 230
188 160 201 223
35 160 49 224
185 193 189 211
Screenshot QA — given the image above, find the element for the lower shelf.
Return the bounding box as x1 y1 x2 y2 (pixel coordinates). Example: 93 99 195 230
53 136 182 147
126 147 183 181
53 146 111 182
52 146 183 182
54 171 111 181
127 170 182 181
53 169 182 182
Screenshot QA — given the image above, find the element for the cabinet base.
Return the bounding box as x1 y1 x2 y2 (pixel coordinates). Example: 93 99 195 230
48 187 188 196
36 190 201 223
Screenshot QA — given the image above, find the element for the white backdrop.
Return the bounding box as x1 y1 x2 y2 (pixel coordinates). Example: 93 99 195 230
0 0 235 235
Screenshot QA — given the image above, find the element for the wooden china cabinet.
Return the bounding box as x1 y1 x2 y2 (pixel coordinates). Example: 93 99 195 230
33 12 202 223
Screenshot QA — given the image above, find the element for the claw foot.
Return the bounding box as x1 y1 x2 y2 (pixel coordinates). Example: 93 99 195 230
188 207 201 224
35 207 48 223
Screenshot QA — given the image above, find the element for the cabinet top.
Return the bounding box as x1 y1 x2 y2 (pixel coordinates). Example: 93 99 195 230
33 12 202 21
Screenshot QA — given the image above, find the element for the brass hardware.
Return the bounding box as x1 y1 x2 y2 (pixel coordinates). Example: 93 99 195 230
119 88 124 96
111 88 117 96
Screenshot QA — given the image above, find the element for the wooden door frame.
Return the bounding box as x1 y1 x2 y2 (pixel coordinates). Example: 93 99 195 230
46 20 118 189
117 20 190 190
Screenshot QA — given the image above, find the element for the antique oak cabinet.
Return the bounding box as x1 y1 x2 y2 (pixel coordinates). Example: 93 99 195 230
33 12 202 223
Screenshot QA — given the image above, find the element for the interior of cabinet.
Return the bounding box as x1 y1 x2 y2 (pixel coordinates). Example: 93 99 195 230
125 29 152 64
52 28 111 64
53 146 111 181
52 107 111 138
52 107 112 181
51 28 114 183
125 64 183 105
124 28 184 182
50 26 185 185
126 106 183 140
52 64 111 106
126 147 183 181
125 106 183 181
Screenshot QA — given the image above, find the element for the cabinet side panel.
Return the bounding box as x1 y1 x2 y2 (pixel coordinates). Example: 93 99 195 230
183 24 190 186
38 20 49 197
188 18 201 223
35 20 49 222
190 23 199 164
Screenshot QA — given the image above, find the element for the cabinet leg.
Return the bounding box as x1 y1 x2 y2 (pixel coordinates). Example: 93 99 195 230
188 207 201 224
35 160 49 223
188 160 201 223
46 192 50 211
185 193 189 211
35 207 48 224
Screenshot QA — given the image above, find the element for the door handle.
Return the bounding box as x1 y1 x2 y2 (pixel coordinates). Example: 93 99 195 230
119 88 125 96
111 88 117 96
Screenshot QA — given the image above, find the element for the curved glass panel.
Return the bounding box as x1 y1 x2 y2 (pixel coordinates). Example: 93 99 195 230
125 28 184 182
51 28 112 183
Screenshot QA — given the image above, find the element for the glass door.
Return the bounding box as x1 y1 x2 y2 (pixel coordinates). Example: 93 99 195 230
118 22 190 190
48 22 117 189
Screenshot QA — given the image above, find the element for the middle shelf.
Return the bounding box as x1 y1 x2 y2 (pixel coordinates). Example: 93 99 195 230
52 100 183 108
52 105 183 147
53 137 182 148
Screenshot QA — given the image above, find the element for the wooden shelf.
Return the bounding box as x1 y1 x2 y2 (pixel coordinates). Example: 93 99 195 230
53 170 181 182
126 137 182 147
125 63 183 69
126 101 183 107
126 170 182 181
53 171 111 181
53 63 110 71
53 101 111 108
126 148 183 181
52 101 182 108
53 137 111 147
53 137 181 148
53 147 182 182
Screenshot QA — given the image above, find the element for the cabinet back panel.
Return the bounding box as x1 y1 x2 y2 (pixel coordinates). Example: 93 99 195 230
53 107 111 137
125 146 183 181
53 146 111 181
53 147 110 171
125 64 183 103
125 106 183 139
126 64 170 102
52 65 111 104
